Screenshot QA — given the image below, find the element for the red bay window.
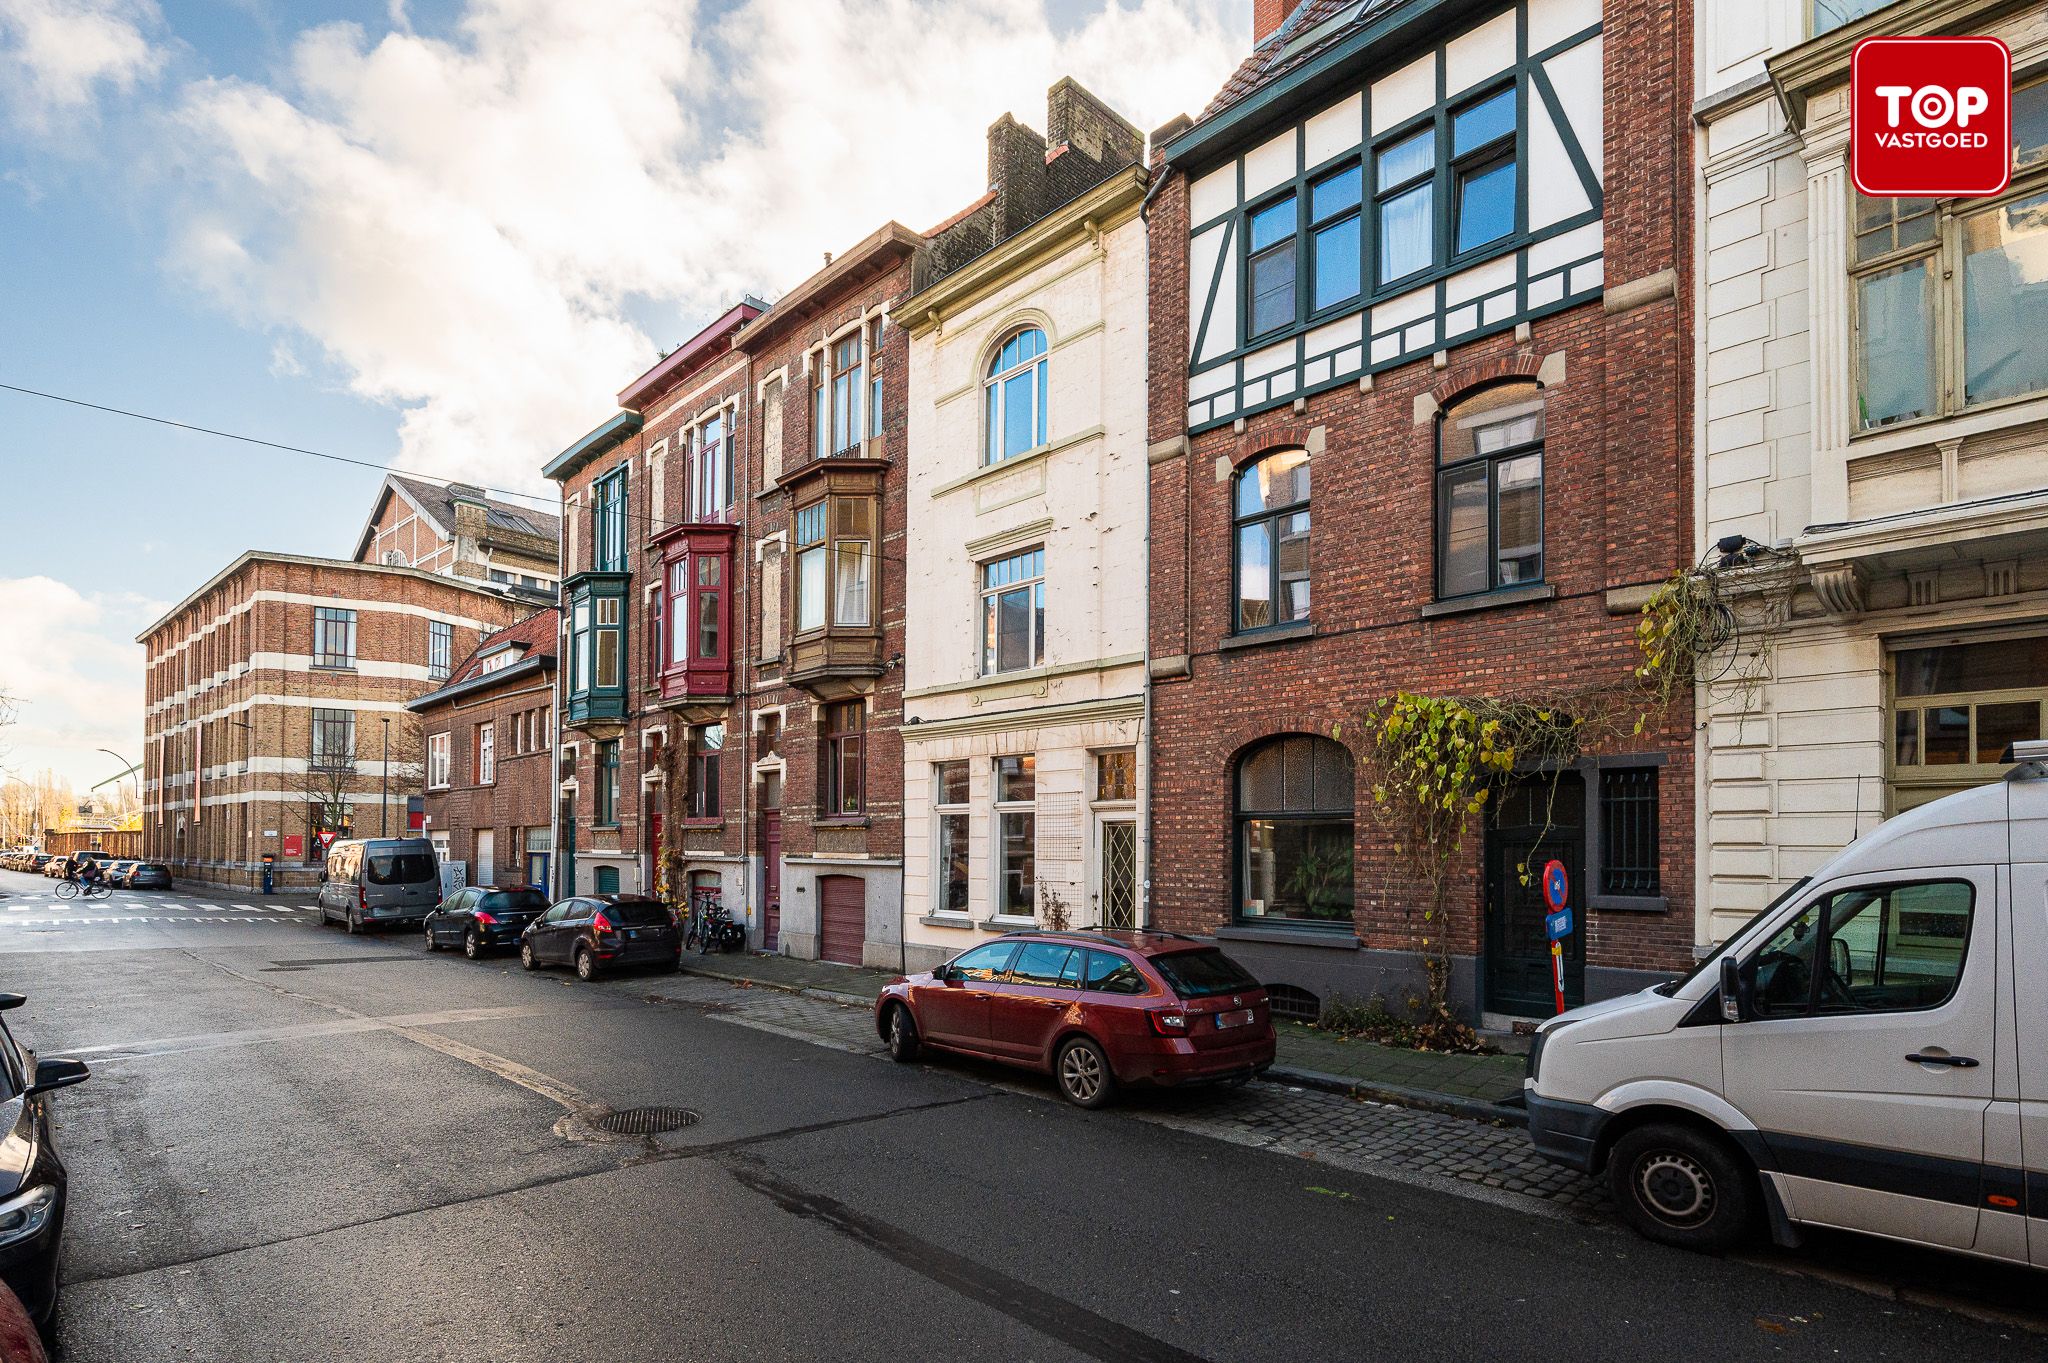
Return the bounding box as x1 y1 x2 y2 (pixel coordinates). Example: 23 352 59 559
650 521 735 703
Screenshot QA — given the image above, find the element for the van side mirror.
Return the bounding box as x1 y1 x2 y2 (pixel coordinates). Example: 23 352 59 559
1718 956 1752 1024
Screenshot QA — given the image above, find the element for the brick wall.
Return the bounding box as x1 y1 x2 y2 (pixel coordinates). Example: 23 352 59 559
1143 0 1695 1016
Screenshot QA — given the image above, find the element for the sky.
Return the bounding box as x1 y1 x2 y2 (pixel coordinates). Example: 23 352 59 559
0 0 1247 796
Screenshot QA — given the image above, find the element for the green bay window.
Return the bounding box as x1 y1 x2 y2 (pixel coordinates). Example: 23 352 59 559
564 572 629 725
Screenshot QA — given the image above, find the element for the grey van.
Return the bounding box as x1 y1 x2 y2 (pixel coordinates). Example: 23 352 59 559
317 838 441 933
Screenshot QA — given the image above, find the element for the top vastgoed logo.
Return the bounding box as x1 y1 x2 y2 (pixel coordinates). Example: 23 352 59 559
1852 36 2012 198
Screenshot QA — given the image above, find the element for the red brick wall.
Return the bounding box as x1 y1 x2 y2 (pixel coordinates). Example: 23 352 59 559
1144 0 1695 1004
417 666 556 886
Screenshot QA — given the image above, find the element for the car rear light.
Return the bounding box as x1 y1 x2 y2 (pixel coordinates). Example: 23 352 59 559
359 885 369 911
1149 1010 1188 1035
592 911 615 935
473 911 498 926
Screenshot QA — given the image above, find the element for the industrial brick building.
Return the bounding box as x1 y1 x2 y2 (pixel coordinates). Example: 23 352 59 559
1142 0 1696 1021
353 473 562 594
138 551 528 889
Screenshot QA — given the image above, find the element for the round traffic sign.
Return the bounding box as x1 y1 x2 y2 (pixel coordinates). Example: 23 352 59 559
1541 858 1569 911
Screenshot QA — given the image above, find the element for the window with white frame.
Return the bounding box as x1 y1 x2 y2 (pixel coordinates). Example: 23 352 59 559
477 722 495 785
993 754 1035 918
934 761 970 916
983 328 1047 464
980 547 1045 674
427 732 451 789
1852 79 2048 430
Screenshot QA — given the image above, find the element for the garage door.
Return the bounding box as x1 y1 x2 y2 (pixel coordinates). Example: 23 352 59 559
818 875 864 966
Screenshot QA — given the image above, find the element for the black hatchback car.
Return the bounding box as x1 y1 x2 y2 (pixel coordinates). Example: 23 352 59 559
0 994 88 1327
520 895 680 980
424 886 549 959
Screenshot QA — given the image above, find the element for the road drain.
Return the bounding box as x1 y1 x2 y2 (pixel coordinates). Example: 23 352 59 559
594 1106 699 1135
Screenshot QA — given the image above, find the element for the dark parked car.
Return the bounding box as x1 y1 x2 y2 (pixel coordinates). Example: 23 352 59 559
425 886 549 959
98 862 137 888
21 858 49 876
520 895 680 980
875 930 1275 1108
0 994 88 1327
124 863 172 891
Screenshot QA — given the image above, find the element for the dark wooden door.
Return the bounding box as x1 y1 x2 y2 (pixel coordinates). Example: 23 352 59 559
1484 774 1585 1018
761 812 782 951
818 874 864 966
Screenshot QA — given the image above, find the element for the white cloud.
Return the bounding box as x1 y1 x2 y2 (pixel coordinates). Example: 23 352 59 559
162 0 1240 490
0 578 156 790
0 0 162 133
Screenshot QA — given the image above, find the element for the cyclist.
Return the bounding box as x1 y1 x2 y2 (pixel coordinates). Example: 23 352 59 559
70 857 105 896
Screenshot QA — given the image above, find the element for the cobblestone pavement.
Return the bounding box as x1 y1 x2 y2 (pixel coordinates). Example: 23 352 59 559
630 972 1611 1223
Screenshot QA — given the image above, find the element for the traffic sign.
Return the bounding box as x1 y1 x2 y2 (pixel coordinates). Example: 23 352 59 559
1541 859 1569 911
1545 907 1573 942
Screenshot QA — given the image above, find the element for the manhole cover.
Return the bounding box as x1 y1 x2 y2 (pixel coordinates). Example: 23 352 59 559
594 1106 699 1135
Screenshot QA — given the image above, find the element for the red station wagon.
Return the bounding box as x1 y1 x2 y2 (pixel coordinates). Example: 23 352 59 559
874 930 1275 1107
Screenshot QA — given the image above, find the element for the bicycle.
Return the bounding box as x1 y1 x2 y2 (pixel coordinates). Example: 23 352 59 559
682 886 746 955
54 879 111 901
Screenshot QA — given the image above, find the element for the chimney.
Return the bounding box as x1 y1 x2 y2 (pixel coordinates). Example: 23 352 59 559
1254 0 1294 44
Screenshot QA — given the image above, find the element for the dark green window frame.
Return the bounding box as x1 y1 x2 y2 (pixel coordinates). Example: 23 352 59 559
564 572 629 725
594 466 629 573
594 739 621 828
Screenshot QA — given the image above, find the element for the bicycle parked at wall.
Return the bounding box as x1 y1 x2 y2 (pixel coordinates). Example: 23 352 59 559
682 886 746 955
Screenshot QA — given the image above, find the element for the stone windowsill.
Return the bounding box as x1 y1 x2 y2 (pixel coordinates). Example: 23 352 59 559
1214 924 1361 951
1417 583 1556 619
976 914 1037 932
1217 621 1315 653
1588 894 1668 914
918 914 975 930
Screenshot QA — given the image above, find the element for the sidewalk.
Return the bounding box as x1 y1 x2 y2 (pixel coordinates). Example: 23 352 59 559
667 951 1527 1119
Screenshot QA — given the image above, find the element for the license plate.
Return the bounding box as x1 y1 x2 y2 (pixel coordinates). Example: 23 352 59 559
1215 1009 1255 1030
626 929 639 940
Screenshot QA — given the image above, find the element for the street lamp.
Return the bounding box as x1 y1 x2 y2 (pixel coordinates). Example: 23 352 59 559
380 717 391 837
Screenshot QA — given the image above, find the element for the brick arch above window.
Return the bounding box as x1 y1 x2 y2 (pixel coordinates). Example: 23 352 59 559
1427 351 1545 408
1227 422 1324 468
1217 721 1363 773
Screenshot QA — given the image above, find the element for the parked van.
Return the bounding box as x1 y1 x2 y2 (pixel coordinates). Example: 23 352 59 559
1526 741 2048 1266
317 838 440 934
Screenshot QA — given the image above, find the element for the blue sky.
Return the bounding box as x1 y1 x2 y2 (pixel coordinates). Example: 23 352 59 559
0 0 1244 793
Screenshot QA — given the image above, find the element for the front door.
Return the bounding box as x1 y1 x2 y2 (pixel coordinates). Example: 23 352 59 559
1094 816 1139 929
1724 871 1995 1251
475 829 495 888
1484 774 1585 1017
761 812 782 951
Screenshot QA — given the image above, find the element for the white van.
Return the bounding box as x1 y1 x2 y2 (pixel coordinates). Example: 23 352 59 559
1526 742 2048 1265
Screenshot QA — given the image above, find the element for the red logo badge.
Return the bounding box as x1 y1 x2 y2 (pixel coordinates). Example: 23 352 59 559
1852 36 2011 198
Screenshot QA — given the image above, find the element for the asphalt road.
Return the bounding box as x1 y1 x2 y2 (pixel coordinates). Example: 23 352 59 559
0 867 2042 1363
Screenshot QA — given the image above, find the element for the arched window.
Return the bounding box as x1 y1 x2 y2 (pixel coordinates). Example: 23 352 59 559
984 327 1048 465
1232 449 1311 632
1437 380 1544 599
1236 735 1354 926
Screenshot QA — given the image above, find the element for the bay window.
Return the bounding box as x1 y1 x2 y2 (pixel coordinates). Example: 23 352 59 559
563 574 628 724
794 495 874 633
653 525 734 702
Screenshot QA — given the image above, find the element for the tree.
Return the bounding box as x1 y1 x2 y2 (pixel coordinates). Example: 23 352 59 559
284 709 425 852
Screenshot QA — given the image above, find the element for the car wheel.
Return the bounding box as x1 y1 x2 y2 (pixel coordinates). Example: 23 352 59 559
423 924 440 952
886 1004 920 1063
464 930 482 960
1607 1122 1759 1254
346 909 363 935
1055 1037 1116 1109
520 941 540 972
575 947 598 982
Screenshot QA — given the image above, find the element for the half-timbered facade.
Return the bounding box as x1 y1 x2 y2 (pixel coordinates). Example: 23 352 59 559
1146 0 1696 1023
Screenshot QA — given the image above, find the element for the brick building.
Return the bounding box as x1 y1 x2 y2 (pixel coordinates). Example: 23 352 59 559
543 301 764 905
897 80 1153 971
1143 0 1695 1021
734 226 923 967
354 473 562 595
138 552 528 889
408 607 559 892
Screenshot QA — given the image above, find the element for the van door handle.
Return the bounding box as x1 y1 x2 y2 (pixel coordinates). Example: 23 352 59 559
1905 1051 1979 1068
